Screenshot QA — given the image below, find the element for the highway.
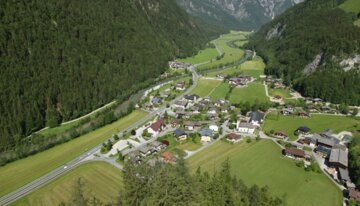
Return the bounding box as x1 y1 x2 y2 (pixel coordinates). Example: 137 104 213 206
0 50 253 206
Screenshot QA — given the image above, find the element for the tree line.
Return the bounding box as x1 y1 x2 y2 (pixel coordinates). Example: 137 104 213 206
62 159 285 206
0 0 208 154
246 0 360 105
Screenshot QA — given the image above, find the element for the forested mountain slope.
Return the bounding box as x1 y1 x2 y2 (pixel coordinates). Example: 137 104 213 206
0 0 207 151
176 0 303 31
247 0 360 105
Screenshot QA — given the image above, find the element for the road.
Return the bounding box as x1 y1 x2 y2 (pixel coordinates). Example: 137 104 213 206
0 49 253 206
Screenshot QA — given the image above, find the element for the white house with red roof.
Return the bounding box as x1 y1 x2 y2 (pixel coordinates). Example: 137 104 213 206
147 119 166 136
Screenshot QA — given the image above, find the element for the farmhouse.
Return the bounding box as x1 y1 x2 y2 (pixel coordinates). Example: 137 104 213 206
283 148 305 159
173 129 187 141
236 122 255 134
147 119 166 136
328 148 348 169
169 61 190 70
249 111 264 127
338 167 351 183
175 81 186 91
226 133 241 143
295 126 311 135
274 131 288 139
199 128 213 142
173 100 188 109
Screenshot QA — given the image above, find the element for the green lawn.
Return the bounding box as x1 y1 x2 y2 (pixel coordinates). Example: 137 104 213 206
186 140 342 206
339 0 360 13
229 83 269 104
205 57 265 79
13 162 123 206
198 33 246 70
210 83 230 100
158 134 201 152
264 113 360 140
192 78 222 97
0 110 147 197
269 88 292 98
179 48 218 64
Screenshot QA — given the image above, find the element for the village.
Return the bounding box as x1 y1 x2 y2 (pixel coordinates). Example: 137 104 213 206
97 63 360 204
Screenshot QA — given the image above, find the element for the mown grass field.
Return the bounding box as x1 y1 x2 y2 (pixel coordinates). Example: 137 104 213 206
229 83 269 104
206 57 265 79
0 110 147 197
268 88 292 98
264 113 360 140
158 134 202 152
210 83 230 100
198 33 246 70
186 140 342 206
13 162 123 206
192 78 222 97
339 0 360 13
179 47 218 64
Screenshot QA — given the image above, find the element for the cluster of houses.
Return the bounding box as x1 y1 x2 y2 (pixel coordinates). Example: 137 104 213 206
122 140 168 165
265 75 286 89
169 61 191 70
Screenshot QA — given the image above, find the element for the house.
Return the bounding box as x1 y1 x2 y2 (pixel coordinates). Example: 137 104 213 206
320 106 331 112
209 124 219 132
127 151 142 164
152 97 162 105
281 108 294 115
203 96 211 102
150 140 165 152
173 100 188 109
348 189 360 203
171 119 181 128
227 133 241 142
221 106 229 113
184 94 199 102
162 151 174 163
190 106 200 114
338 167 351 183
175 110 187 119
174 129 187 141
217 73 228 79
303 137 316 147
274 131 288 139
317 137 336 148
236 122 255 134
283 148 305 159
175 81 186 91
313 98 323 104
200 128 213 142
295 126 311 135
298 111 310 118
139 145 152 156
249 111 264 127
147 119 166 136
184 121 201 131
207 107 217 115
169 61 190 70
328 148 348 169
160 91 171 99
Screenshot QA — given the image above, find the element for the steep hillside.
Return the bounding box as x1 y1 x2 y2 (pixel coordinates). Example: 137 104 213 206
0 0 207 151
176 0 303 31
247 0 360 105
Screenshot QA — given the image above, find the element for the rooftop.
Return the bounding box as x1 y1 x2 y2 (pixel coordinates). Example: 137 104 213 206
329 148 348 168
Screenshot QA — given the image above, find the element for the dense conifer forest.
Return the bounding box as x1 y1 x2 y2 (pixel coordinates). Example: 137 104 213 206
0 0 207 152
247 0 360 105
65 160 285 206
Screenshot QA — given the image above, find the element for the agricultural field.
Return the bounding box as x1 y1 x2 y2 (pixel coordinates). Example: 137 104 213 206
339 0 360 13
205 57 265 79
210 83 230 101
13 162 123 206
179 47 218 64
268 88 292 98
0 110 147 197
264 113 360 140
229 83 269 104
198 33 247 70
192 78 222 97
186 140 342 206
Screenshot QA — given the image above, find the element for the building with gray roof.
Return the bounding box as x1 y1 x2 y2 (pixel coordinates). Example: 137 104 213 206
328 148 348 169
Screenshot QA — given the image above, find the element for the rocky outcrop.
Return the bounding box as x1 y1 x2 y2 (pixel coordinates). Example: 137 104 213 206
340 55 360 71
266 23 286 40
303 53 324 75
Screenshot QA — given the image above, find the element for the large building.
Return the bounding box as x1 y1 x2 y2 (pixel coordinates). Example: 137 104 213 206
328 148 348 169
